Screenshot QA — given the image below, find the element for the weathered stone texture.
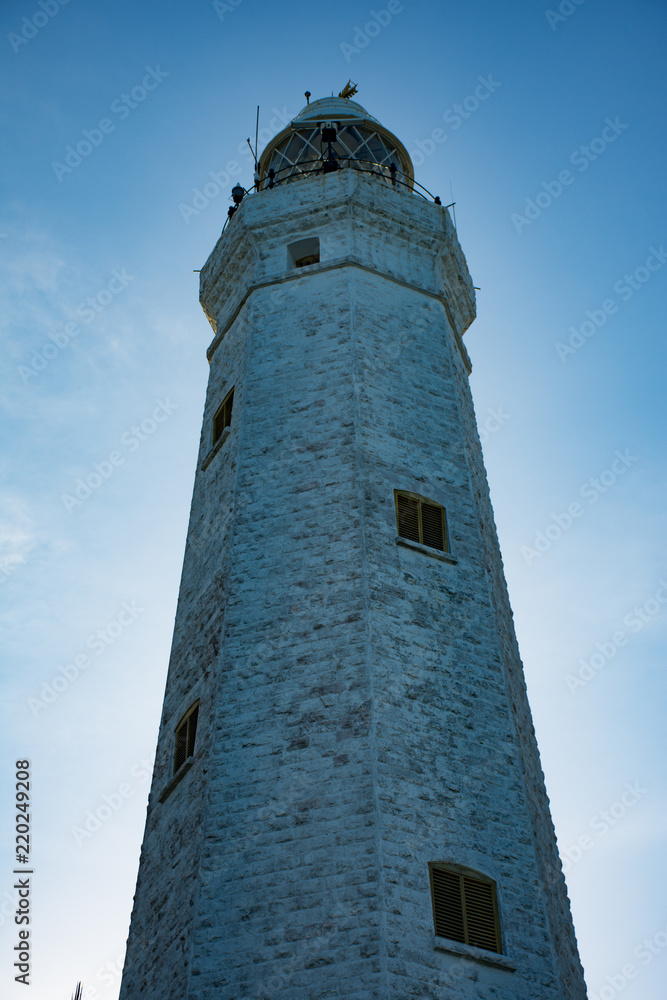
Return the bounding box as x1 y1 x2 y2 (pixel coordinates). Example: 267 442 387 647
119 169 587 999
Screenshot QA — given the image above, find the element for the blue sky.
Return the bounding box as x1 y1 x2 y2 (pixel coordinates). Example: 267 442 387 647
1 0 666 997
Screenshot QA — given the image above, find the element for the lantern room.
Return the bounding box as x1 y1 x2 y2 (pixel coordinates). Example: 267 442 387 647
257 95 415 192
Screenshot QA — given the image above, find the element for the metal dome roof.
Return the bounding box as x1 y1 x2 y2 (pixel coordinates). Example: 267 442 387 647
290 96 381 125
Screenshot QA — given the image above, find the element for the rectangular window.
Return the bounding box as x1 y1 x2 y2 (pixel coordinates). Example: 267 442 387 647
429 864 502 953
174 702 199 775
213 387 234 445
287 236 320 269
395 491 447 552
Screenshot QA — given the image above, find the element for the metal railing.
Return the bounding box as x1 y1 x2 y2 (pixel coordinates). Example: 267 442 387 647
220 155 449 235
257 156 436 198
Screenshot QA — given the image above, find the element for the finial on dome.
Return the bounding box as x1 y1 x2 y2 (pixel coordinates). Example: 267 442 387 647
338 80 358 99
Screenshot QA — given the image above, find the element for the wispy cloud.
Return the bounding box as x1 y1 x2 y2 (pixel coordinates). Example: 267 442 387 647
0 493 37 583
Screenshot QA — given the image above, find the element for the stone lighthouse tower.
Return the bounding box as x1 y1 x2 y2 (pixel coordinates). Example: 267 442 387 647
119 93 588 999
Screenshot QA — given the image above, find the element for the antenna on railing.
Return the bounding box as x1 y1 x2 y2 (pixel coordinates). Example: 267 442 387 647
254 106 259 164
247 106 260 189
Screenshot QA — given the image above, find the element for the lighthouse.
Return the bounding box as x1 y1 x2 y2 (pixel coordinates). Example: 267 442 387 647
118 92 588 999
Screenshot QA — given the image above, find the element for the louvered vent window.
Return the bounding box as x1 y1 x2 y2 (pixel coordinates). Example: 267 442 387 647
429 863 502 954
213 387 234 445
173 702 199 775
395 491 447 552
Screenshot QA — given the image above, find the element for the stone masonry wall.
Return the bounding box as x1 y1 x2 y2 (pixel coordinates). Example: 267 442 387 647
119 302 249 998
119 169 587 1000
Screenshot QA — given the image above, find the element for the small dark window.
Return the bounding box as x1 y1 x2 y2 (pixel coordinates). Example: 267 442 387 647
174 702 199 774
287 237 320 270
395 491 447 552
429 863 502 953
213 387 234 445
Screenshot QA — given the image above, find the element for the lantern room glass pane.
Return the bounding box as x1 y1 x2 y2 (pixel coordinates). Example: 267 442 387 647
265 123 408 187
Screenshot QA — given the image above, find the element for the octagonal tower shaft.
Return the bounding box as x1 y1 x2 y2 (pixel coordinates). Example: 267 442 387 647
119 135 587 1000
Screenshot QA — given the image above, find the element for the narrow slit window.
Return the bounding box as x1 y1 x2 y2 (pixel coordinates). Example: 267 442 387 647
395 491 447 552
173 702 199 775
429 863 502 954
213 387 234 445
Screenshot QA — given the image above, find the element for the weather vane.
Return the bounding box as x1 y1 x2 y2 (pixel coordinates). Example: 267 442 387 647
338 80 358 99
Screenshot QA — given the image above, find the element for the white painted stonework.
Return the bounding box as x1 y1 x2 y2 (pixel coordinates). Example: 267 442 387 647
119 104 588 1000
